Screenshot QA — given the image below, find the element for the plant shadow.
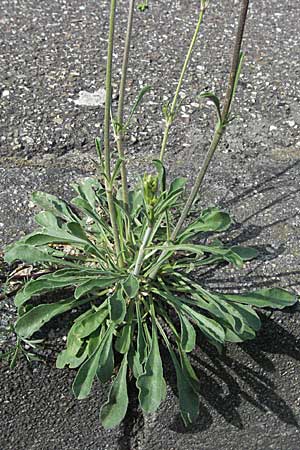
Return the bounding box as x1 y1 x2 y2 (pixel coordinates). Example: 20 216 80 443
163 311 300 434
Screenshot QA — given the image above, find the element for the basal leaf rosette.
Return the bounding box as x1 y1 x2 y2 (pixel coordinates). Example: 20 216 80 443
4 176 297 428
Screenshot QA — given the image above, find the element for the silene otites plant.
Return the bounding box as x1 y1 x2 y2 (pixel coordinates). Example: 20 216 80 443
4 0 298 428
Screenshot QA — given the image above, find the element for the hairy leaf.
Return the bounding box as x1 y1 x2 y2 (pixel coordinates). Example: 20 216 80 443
137 321 166 413
74 277 120 299
72 332 104 399
15 297 79 338
96 325 115 383
31 191 79 222
109 286 126 323
223 288 297 309
122 274 140 299
100 354 129 429
180 314 196 353
169 347 199 426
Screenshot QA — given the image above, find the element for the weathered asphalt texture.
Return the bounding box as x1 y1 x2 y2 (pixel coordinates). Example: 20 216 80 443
1 0 300 449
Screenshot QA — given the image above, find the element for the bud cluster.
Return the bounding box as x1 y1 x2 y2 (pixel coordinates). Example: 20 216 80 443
143 174 159 222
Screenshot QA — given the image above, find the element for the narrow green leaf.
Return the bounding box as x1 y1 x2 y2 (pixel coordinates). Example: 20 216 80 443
180 314 196 353
179 207 231 241
71 306 108 339
137 321 166 413
115 322 132 354
230 246 258 261
15 297 79 338
74 277 119 299
14 267 104 307
108 286 126 323
152 159 166 191
31 191 79 222
122 274 140 299
96 325 115 383
100 354 129 429
133 302 147 378
168 177 186 194
72 332 104 399
125 85 151 128
223 288 297 309
169 348 199 426
111 158 124 184
14 276 76 307
199 91 222 123
4 244 75 266
228 51 245 114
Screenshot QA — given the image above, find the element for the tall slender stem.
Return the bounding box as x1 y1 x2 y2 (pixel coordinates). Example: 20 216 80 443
149 0 250 279
116 0 135 209
221 0 249 122
173 0 250 236
104 0 124 267
159 1 206 162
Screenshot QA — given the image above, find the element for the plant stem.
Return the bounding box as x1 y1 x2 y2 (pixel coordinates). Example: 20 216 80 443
133 225 153 276
173 0 250 235
116 0 135 209
159 1 206 162
149 0 249 279
221 0 249 123
104 0 124 267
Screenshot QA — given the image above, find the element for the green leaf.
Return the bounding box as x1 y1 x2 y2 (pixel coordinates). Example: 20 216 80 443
125 85 151 129
111 158 124 185
133 302 147 378
157 289 225 346
74 277 119 299
168 177 187 195
72 178 100 210
72 332 104 399
100 354 129 429
128 189 143 218
57 344 89 369
15 297 79 338
115 321 132 354
221 320 256 343
223 288 297 309
31 191 79 222
137 321 166 413
35 211 61 229
122 274 140 299
228 51 245 115
96 325 115 383
230 246 258 261
227 302 261 332
179 207 231 241
108 287 126 323
169 347 199 426
4 244 75 266
71 306 108 339
152 159 166 192
180 314 196 353
199 91 222 123
14 268 102 307
181 303 225 345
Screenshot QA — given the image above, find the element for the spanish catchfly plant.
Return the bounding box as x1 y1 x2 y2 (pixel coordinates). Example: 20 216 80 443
4 0 298 428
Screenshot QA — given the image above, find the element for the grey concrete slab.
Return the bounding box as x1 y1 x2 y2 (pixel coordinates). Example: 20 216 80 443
1 0 300 449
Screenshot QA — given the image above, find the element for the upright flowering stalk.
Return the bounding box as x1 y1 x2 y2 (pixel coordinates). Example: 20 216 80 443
104 0 124 267
159 0 207 162
116 0 136 212
149 0 250 279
